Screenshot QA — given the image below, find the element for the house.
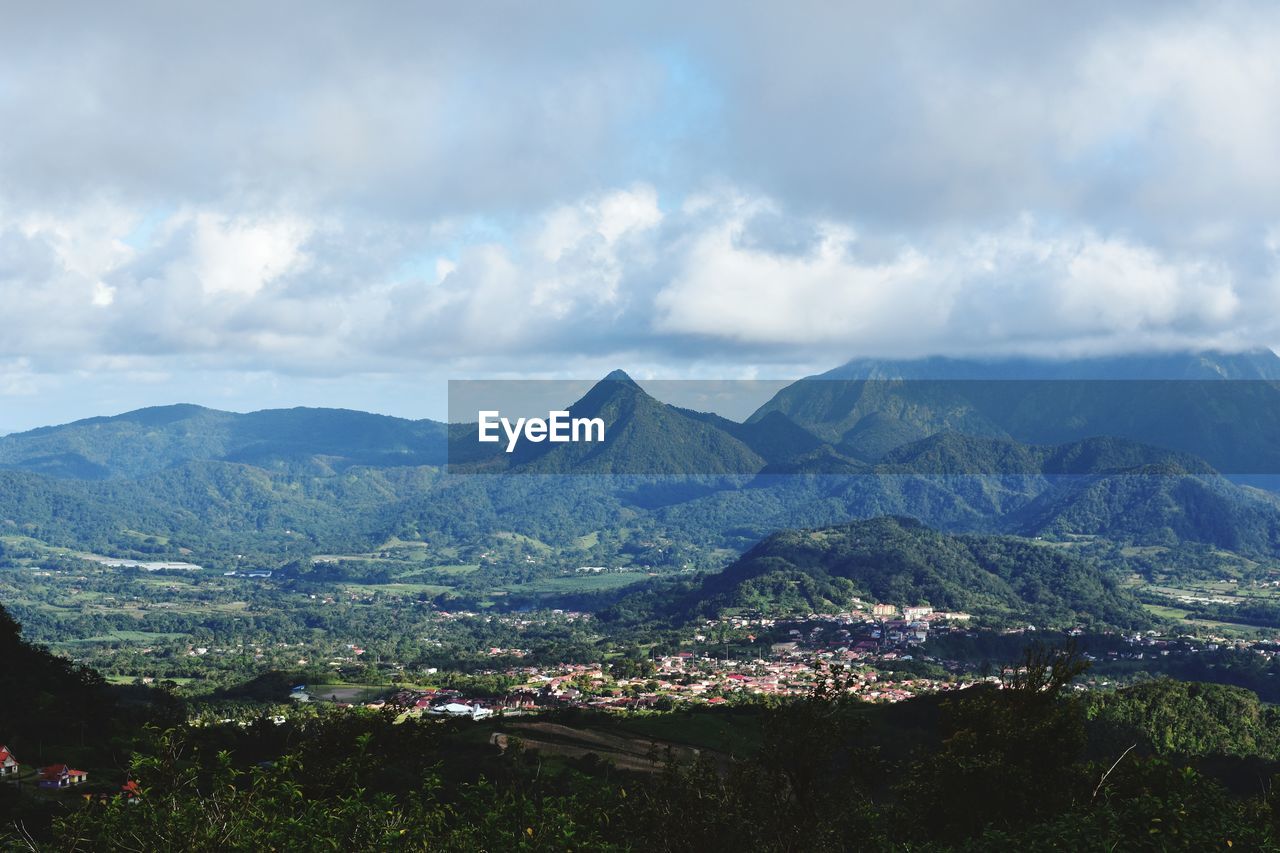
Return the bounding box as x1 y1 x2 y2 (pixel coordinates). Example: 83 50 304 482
430 702 493 719
38 765 88 788
0 745 18 777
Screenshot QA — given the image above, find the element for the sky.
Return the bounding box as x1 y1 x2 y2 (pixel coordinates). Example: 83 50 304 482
3 1 1280 432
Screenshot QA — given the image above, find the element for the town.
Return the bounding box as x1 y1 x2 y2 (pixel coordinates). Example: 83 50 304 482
246 604 1280 720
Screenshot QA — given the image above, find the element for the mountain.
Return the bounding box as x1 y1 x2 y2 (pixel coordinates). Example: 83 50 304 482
817 349 1280 381
3 357 1280 564
1005 464 1280 555
648 434 1278 554
748 349 1280 472
453 371 772 476
0 460 445 554
678 516 1152 629
879 433 1216 477
0 405 448 479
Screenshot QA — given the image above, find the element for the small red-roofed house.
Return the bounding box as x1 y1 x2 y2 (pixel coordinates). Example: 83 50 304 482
38 765 87 789
0 746 18 777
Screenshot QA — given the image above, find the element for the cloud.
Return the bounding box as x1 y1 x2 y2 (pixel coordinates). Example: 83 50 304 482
6 3 1280 237
182 212 313 297
0 185 1268 379
653 202 1250 357
2 2 1280 426
0 358 38 396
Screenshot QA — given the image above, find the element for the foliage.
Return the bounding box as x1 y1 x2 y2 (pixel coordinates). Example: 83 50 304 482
663 516 1153 628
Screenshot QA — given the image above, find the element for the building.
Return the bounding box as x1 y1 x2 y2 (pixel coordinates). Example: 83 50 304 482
903 606 933 621
0 746 18 777
872 603 897 618
430 702 494 720
38 765 88 789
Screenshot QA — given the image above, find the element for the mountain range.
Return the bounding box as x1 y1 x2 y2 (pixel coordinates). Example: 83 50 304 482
0 404 447 479
1 349 1279 564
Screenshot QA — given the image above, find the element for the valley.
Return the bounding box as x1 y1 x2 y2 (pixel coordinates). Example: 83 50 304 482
6 350 1280 849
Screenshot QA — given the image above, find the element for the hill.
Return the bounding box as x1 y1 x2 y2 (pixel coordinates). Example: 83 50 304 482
648 434 1280 556
1005 464 1280 554
0 602 107 744
663 517 1152 629
0 405 448 479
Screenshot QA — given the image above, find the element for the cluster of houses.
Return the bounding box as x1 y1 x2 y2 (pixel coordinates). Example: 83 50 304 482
385 688 536 718
37 764 89 789
2 745 144 804
268 606 991 720
0 746 90 790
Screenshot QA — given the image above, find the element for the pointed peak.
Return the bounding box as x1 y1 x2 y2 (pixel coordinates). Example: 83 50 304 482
602 368 637 384
569 369 649 416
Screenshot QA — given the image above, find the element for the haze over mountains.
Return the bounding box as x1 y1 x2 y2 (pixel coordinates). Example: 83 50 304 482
5 348 1278 474
2 349 1279 566
0 405 448 479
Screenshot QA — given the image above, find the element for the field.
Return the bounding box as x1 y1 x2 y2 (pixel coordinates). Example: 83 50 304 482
0 531 671 685
1131 574 1280 636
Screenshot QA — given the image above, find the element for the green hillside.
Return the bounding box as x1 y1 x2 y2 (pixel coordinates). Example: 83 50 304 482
0 405 447 478
683 516 1152 628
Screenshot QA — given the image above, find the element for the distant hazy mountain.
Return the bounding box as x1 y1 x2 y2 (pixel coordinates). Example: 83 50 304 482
0 404 448 479
749 349 1280 472
817 349 1280 381
3 353 1280 563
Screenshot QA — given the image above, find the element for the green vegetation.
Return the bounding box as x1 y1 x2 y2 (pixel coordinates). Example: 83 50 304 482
9 639 1280 851
652 516 1154 629
5 359 1280 848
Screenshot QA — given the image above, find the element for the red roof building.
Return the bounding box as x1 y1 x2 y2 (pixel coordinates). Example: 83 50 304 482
38 764 88 789
0 745 18 777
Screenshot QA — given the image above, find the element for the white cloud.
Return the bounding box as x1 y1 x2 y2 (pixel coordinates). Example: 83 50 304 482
3 2 1280 424
91 281 116 306
655 201 1248 356
183 212 313 298
0 358 38 396
0 187 1270 378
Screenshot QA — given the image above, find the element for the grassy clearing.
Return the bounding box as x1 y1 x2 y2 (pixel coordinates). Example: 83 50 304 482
67 630 189 644
394 563 479 580
504 573 651 595
344 582 452 597
307 684 393 703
